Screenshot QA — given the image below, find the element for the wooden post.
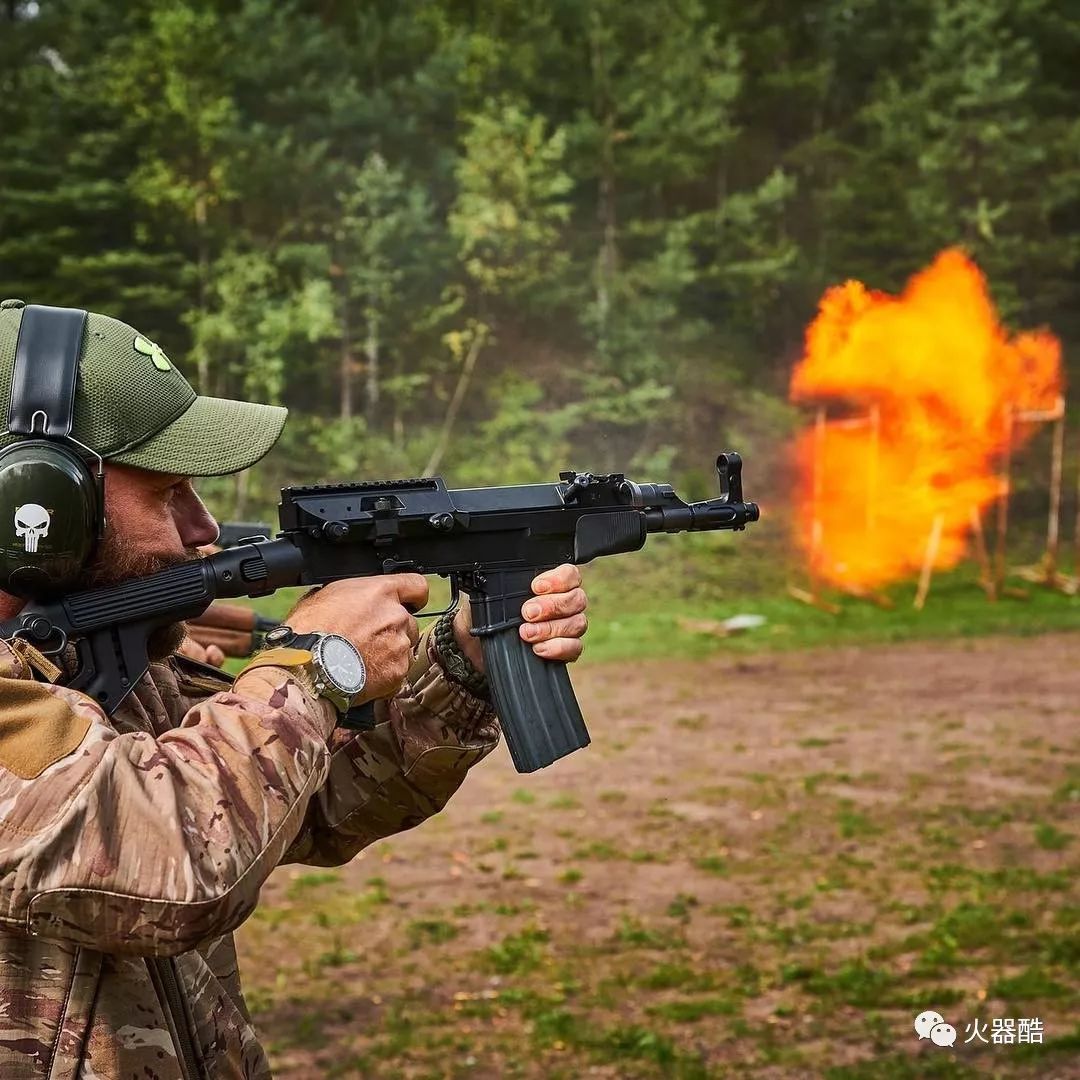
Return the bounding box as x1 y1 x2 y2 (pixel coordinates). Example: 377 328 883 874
994 406 1015 597
809 405 826 604
1045 398 1065 581
1074 416 1080 579
1009 397 1070 593
914 514 945 611
969 506 995 599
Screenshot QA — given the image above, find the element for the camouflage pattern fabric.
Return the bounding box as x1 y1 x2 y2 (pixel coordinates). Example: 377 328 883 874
0 626 499 1078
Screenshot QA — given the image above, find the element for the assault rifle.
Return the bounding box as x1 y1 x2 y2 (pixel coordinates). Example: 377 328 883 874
185 521 277 657
214 521 273 548
0 454 759 772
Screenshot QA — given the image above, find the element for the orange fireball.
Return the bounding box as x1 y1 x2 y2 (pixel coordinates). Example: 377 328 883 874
790 249 1062 590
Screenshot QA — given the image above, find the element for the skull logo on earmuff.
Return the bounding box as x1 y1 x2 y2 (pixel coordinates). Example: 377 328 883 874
14 503 51 553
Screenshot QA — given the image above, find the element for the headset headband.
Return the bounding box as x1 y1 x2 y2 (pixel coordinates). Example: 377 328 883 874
8 304 88 438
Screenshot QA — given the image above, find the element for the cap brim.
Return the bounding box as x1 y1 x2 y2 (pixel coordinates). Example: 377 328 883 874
107 395 288 477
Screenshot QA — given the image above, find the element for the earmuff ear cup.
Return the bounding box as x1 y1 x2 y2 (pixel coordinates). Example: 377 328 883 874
0 440 100 596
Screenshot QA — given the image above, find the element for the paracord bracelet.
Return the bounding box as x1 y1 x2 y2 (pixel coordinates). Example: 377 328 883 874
433 610 491 700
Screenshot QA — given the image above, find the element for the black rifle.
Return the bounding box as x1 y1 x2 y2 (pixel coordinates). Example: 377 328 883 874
214 521 273 548
1 454 759 772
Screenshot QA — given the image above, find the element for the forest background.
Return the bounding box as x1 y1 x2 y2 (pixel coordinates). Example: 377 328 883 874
2 0 1080 554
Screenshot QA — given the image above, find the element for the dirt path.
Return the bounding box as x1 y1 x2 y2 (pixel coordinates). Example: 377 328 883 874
237 634 1079 1078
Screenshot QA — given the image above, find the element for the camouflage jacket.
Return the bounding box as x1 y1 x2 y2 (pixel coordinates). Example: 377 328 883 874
0 627 499 1079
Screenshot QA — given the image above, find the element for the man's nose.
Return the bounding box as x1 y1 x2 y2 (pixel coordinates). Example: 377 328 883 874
175 486 221 549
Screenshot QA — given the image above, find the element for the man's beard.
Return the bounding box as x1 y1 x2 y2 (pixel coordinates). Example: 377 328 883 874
79 537 202 661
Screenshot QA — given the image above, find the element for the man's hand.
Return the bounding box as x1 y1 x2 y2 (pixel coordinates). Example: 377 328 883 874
453 565 588 671
177 636 226 668
287 575 428 704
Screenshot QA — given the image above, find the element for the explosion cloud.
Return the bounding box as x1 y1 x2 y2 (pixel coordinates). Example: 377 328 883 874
790 249 1062 591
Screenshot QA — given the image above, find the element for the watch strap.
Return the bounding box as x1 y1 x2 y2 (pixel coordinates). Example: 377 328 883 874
240 633 351 715
433 610 490 700
237 646 315 673
235 646 320 701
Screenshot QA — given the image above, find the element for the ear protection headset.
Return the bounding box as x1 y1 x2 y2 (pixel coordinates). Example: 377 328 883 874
0 304 105 597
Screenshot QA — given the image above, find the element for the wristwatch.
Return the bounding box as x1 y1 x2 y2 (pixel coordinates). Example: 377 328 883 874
262 625 366 714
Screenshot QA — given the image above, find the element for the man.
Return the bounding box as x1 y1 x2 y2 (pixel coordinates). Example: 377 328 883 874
0 301 589 1079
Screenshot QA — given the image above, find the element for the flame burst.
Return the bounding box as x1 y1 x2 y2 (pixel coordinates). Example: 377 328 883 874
790 248 1063 590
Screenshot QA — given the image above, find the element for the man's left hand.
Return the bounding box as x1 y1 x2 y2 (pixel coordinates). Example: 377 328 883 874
177 635 226 668
453 565 588 671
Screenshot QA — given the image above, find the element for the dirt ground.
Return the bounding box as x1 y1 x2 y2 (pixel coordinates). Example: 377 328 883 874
236 634 1079 1079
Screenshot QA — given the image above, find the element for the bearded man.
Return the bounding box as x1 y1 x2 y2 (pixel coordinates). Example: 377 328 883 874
0 301 589 1079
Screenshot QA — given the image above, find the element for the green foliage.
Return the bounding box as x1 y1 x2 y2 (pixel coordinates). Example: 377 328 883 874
2 0 1078 514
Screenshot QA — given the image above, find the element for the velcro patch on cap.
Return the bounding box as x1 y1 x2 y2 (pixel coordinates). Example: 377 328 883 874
0 679 92 780
134 334 172 372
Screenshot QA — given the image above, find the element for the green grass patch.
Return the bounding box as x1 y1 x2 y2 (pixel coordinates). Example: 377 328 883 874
598 790 628 803
666 893 699 919
836 800 881 839
782 959 898 1007
1034 821 1072 850
825 1055 979 1078
637 962 718 992
596 1024 681 1068
481 926 550 975
989 966 1070 1001
285 870 341 898
614 915 683 949
675 713 707 730
694 856 728 875
549 793 581 810
1052 768 1080 804
572 840 623 861
580 559 1080 661
647 995 741 1022
406 919 459 948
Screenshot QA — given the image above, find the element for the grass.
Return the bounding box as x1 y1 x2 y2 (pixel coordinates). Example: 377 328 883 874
224 550 1080 674
481 926 551 975
581 566 1080 661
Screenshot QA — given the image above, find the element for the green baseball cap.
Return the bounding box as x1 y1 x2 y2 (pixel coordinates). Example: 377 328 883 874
0 300 287 476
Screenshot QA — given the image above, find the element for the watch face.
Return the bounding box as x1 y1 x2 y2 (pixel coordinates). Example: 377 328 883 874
316 634 367 694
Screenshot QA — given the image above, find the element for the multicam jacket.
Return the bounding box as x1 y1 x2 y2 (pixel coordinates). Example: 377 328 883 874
0 627 499 1079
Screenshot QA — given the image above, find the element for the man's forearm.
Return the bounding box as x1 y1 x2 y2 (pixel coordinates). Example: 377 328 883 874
281 625 499 867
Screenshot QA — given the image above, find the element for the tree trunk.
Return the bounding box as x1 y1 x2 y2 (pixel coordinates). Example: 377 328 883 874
590 21 618 356
233 467 248 520
194 189 210 395
339 281 353 421
364 301 380 426
422 326 486 477
392 353 404 453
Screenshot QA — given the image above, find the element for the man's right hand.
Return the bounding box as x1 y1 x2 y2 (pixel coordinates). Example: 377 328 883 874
285 575 429 704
